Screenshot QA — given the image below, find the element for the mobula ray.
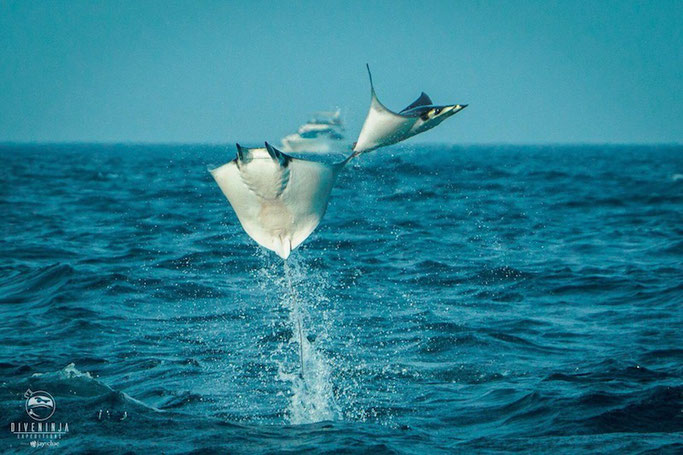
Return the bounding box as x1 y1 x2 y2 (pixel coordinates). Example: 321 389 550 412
353 65 467 154
210 143 350 259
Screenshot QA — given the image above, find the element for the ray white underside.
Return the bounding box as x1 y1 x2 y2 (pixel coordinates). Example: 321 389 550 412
210 148 343 259
353 91 419 154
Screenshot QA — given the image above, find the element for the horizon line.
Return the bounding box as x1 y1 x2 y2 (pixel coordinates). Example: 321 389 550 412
0 141 681 147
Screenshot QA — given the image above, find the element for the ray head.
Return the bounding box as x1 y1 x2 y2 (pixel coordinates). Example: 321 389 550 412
410 103 468 134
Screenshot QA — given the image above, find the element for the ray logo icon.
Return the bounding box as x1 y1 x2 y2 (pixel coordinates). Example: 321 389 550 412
24 389 56 422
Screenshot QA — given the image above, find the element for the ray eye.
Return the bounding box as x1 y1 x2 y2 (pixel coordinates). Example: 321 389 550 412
434 108 441 115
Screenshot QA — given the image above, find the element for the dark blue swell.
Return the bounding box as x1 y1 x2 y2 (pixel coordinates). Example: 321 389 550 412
0 143 681 453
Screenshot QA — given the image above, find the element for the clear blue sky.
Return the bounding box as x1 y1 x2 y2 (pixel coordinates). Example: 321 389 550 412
1 0 681 144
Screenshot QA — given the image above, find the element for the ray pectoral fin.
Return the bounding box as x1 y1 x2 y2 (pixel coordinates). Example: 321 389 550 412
354 96 416 153
400 92 433 113
354 65 424 154
366 63 375 94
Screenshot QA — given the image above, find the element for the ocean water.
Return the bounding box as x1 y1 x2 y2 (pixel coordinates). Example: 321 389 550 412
0 143 681 454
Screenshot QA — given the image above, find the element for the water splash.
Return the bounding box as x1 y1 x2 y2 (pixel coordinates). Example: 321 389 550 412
255 253 339 424
280 258 338 424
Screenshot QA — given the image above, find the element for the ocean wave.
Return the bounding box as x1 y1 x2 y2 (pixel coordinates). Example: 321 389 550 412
0 263 75 306
2 144 682 452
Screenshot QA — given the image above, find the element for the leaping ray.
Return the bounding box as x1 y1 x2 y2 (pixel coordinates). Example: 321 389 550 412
353 64 467 154
210 143 349 259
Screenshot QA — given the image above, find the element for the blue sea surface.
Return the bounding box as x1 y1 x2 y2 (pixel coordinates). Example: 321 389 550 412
0 143 681 454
